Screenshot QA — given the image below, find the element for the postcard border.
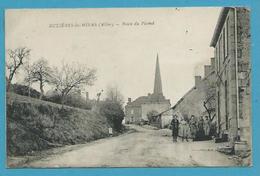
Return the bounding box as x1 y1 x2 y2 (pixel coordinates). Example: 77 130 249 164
0 0 259 176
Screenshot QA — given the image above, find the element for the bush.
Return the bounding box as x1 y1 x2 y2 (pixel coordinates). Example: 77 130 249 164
45 94 92 110
147 110 158 124
99 100 124 132
10 84 41 99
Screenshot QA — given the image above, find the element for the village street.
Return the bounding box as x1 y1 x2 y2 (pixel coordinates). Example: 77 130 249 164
20 125 236 168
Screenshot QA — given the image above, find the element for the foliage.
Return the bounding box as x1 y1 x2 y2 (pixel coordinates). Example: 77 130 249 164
63 94 93 110
10 84 41 99
147 110 159 123
7 93 109 156
99 100 124 132
44 91 93 110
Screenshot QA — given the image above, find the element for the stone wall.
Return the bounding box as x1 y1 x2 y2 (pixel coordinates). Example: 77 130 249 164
236 8 251 144
141 103 171 121
125 105 142 124
212 7 251 146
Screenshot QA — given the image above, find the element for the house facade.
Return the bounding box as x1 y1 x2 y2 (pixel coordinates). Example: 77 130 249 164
166 57 217 125
210 7 251 147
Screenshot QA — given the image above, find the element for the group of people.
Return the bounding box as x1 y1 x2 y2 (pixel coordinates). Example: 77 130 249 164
170 114 213 142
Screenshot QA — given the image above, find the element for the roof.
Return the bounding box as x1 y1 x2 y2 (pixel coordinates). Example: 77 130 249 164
126 96 150 107
210 7 230 47
126 94 171 107
171 86 197 110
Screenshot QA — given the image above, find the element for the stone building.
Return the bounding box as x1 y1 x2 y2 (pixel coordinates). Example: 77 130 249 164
210 7 251 148
125 55 171 125
167 58 216 124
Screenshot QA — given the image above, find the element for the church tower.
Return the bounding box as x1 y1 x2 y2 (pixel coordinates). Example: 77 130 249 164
153 54 163 95
124 53 171 125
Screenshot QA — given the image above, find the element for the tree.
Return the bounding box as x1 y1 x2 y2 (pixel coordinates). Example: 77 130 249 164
25 58 52 99
147 110 159 123
50 62 96 104
6 47 30 91
99 100 125 132
105 85 124 105
203 81 216 122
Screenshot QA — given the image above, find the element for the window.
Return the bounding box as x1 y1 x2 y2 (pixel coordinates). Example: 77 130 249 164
217 91 221 132
225 80 229 130
226 17 229 56
215 45 218 70
215 47 219 71
218 35 222 71
224 18 229 59
238 49 242 58
223 27 226 60
237 25 242 42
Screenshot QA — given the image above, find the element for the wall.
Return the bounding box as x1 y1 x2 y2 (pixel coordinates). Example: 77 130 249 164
213 8 251 146
141 103 171 121
214 8 238 140
171 67 216 123
161 109 173 128
236 8 251 144
125 105 142 124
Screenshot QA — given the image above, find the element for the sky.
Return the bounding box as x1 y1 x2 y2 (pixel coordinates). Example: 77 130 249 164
5 7 221 105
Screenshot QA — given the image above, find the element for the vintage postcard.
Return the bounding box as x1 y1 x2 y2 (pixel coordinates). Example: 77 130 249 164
5 7 252 168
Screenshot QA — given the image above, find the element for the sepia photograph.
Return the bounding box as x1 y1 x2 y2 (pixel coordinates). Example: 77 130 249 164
5 7 252 168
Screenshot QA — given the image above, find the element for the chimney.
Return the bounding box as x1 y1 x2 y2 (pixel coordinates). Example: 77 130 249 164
204 65 211 77
128 98 132 103
86 92 89 101
195 76 202 88
210 57 215 70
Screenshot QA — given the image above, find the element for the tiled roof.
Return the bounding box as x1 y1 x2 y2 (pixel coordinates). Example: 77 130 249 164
127 96 150 106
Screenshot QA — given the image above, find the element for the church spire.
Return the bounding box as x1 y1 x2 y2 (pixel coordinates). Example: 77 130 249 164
153 54 163 95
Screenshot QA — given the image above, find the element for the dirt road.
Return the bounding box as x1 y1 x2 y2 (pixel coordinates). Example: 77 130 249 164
24 125 236 167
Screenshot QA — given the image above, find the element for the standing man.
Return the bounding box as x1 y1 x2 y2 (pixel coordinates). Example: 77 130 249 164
171 115 179 142
197 116 205 140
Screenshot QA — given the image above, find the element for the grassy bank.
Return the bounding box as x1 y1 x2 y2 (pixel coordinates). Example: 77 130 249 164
7 93 110 156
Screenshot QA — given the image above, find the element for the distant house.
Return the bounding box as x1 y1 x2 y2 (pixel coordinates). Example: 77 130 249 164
159 57 217 128
125 55 171 126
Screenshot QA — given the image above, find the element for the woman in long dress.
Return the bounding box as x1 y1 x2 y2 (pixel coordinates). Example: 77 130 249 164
179 117 190 142
189 115 197 141
204 116 211 137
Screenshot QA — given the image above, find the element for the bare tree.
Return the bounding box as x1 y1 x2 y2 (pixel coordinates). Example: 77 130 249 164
105 85 124 105
203 81 216 122
25 58 52 99
6 47 30 91
50 62 96 104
